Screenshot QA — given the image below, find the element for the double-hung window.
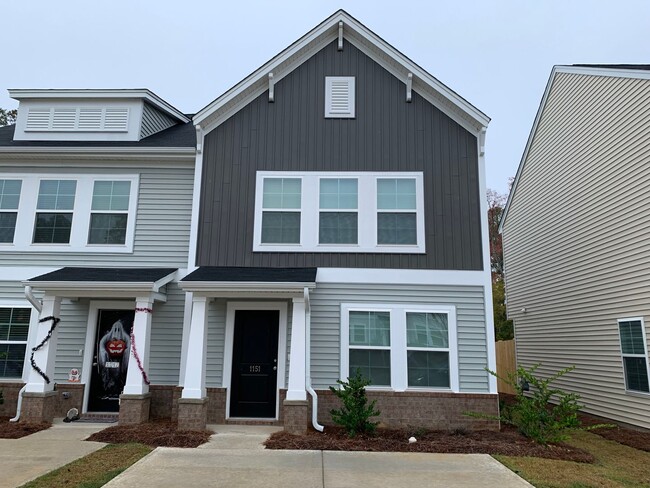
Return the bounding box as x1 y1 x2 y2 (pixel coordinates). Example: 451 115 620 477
0 180 21 243
341 304 458 391
618 318 650 393
319 178 358 244
254 172 424 253
0 307 31 379
89 181 131 245
33 179 76 244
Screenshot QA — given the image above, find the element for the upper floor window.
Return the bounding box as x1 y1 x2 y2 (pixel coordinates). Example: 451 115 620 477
0 174 138 253
253 172 425 254
0 180 22 243
618 318 650 394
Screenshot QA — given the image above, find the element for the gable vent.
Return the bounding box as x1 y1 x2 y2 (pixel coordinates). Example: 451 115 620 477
23 107 130 132
325 76 355 118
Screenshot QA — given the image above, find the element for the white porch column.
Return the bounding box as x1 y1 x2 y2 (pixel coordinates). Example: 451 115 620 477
25 294 62 393
123 296 154 395
181 296 209 399
286 297 307 401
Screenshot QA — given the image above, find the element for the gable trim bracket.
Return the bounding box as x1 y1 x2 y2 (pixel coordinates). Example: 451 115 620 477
338 21 344 50
406 73 413 102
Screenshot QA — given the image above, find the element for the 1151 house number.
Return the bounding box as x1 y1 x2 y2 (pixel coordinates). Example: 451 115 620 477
249 365 261 373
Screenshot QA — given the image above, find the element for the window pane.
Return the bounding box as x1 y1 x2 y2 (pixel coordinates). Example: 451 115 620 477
623 357 650 393
263 178 301 209
320 178 358 209
0 179 22 209
0 213 17 243
319 212 358 244
0 343 26 378
349 311 390 346
88 214 128 244
349 349 391 386
619 321 646 355
377 213 417 244
408 351 450 387
377 178 416 210
33 213 73 243
92 181 131 211
261 211 300 243
407 312 449 348
37 180 76 210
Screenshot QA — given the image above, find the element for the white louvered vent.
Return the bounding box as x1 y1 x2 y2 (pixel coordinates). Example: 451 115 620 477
26 109 51 130
23 107 130 132
325 76 355 118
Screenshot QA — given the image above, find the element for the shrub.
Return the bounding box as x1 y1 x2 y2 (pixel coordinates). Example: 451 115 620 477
329 370 380 437
468 364 585 444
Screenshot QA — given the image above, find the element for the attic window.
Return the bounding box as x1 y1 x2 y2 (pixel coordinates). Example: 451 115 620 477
25 107 129 132
325 77 355 118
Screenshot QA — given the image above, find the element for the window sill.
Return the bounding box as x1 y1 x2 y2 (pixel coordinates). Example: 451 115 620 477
624 389 650 398
0 244 134 253
254 244 426 254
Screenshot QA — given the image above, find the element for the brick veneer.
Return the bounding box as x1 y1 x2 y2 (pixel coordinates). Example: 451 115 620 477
53 383 85 417
20 391 57 423
177 397 208 430
314 390 500 431
283 400 309 434
119 393 151 424
149 385 179 419
0 382 25 417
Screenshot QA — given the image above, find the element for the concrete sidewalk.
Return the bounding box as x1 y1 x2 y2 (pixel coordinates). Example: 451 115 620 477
105 425 533 488
0 419 107 488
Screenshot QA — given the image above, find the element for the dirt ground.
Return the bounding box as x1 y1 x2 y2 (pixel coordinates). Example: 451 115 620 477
86 419 213 448
265 425 595 462
0 416 51 439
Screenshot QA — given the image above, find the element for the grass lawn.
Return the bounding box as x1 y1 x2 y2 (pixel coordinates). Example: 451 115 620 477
19 443 152 488
496 430 650 488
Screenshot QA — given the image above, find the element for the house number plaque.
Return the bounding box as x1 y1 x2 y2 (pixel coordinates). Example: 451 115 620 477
249 365 261 373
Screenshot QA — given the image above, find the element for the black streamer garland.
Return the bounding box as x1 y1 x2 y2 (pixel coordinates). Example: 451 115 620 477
30 316 61 384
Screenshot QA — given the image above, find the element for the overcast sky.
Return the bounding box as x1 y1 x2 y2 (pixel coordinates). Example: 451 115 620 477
3 0 649 193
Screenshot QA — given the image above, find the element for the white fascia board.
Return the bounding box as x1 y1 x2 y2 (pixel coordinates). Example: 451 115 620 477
8 88 189 123
193 10 489 133
179 281 316 293
555 65 650 81
499 66 558 234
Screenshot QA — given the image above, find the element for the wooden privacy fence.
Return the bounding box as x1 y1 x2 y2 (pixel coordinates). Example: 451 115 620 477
495 340 517 395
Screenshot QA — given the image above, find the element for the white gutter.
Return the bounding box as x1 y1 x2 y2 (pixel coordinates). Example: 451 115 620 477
304 286 324 432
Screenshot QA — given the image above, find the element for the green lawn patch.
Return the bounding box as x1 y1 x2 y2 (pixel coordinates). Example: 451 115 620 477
19 443 152 488
495 430 650 488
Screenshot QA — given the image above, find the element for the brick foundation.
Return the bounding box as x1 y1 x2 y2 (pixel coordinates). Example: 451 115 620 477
119 393 151 425
177 397 208 430
283 400 309 434
206 388 227 423
149 385 179 420
0 382 25 417
53 383 85 417
315 390 500 431
20 391 58 423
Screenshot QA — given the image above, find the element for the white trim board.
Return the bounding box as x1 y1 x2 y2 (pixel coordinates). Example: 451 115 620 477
316 268 486 286
222 301 288 420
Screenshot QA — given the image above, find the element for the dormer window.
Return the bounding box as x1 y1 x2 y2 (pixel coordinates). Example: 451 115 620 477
325 77 355 118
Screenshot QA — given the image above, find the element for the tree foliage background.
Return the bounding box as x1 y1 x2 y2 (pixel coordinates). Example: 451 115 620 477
0 108 17 127
488 186 513 341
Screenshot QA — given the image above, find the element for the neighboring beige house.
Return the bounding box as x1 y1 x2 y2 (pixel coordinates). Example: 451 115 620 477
500 64 650 430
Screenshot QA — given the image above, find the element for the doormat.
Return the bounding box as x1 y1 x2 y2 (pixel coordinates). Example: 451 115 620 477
75 417 118 423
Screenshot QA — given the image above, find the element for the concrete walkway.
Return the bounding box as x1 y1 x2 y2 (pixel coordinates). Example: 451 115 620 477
105 425 533 488
0 419 107 488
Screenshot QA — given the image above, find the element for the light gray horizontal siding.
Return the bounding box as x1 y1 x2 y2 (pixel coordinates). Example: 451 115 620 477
309 282 489 392
0 281 30 302
140 103 177 140
148 284 185 384
502 71 650 429
0 161 193 267
54 299 89 381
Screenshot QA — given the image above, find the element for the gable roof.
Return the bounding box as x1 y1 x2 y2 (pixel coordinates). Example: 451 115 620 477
499 64 650 233
193 10 489 134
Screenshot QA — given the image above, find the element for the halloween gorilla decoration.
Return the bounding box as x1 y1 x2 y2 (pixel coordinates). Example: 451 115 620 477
97 318 131 395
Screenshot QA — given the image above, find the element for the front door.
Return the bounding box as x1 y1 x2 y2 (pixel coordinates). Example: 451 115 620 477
88 309 134 412
229 310 279 418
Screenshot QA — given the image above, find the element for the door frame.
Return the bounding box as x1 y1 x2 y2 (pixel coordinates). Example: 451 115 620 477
223 301 287 420
81 300 134 414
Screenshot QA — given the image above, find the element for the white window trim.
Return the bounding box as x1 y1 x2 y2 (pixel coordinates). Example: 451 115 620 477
340 303 458 392
0 173 139 253
0 301 37 382
253 171 425 253
222 301 288 421
617 317 650 395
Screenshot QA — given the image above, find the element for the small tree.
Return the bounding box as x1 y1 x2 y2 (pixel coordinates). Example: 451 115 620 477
0 108 17 127
329 370 380 437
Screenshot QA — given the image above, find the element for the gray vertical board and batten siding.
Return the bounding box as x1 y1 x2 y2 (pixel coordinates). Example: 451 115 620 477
197 39 482 270
502 71 650 429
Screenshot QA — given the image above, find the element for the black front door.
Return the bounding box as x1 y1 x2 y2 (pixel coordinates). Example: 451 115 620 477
230 310 279 418
88 309 134 412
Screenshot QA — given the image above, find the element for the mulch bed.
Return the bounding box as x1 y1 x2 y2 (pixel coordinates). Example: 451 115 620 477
579 413 650 452
0 416 51 439
264 425 595 463
86 419 213 448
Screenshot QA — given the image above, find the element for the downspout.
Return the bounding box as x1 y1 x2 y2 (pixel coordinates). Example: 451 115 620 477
304 286 324 432
12 287 43 422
